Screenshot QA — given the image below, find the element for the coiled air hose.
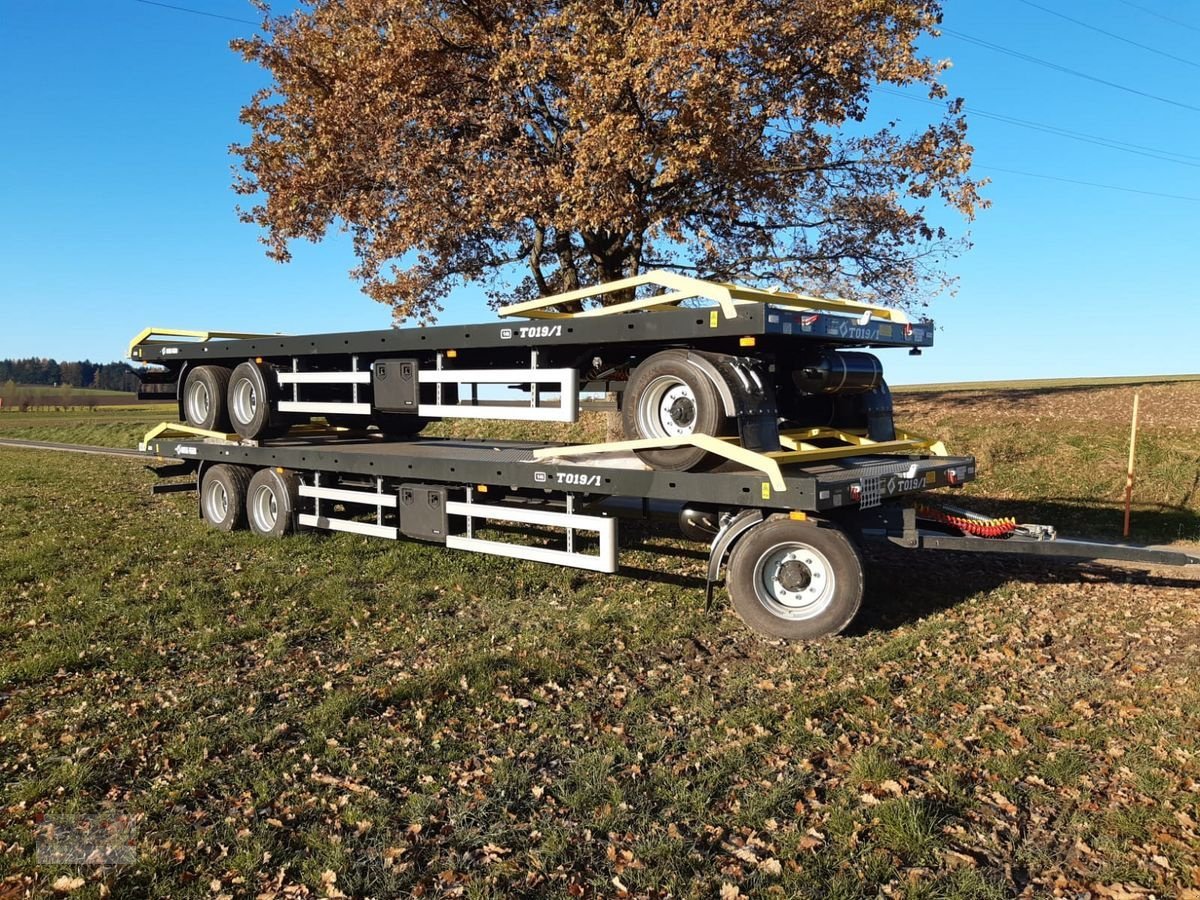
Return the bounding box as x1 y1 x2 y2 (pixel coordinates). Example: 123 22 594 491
916 505 1018 538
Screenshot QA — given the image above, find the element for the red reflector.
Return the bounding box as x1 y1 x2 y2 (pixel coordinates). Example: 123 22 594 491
946 470 958 485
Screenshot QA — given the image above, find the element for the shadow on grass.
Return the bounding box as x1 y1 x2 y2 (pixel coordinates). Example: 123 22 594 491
851 543 1199 635
604 505 1198 636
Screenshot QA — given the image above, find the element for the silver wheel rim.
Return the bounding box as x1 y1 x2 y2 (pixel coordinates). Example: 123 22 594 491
250 484 278 532
203 479 229 523
752 541 837 621
186 379 210 425
635 374 698 438
231 376 258 426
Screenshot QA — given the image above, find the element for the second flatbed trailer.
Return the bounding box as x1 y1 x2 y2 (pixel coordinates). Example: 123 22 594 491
130 272 932 473
142 429 1200 640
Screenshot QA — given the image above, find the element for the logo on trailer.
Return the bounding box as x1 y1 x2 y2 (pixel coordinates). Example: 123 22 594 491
885 475 922 495
500 328 513 339
533 471 547 483
556 472 602 487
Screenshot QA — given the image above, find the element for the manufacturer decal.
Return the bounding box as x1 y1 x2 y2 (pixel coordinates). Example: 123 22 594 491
161 347 179 355
508 325 563 339
555 472 602 487
885 475 922 495
533 471 547 483
827 319 879 341
176 445 197 456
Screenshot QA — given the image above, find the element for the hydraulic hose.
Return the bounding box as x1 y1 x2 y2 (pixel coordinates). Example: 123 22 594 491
916 504 1018 538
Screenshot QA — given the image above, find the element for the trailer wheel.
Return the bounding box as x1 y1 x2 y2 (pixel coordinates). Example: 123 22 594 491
726 515 864 640
183 365 232 432
228 361 288 440
623 350 730 471
373 413 428 438
246 468 300 538
200 464 252 531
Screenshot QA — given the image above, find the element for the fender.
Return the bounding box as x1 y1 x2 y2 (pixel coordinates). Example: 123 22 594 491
683 351 781 452
175 361 191 425
705 508 766 609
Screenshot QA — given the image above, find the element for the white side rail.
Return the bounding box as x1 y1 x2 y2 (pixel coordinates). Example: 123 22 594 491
445 499 617 573
275 353 578 423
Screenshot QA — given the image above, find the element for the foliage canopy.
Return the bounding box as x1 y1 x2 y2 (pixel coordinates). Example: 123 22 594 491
233 0 984 320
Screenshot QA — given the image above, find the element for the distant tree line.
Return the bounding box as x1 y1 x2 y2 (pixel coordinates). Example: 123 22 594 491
0 358 142 392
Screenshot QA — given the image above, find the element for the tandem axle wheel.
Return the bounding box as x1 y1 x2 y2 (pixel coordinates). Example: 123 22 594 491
718 514 865 640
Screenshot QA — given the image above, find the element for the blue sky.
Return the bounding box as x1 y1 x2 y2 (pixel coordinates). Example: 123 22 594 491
1 1 1197 384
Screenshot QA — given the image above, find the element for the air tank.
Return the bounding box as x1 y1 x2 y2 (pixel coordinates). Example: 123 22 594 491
790 351 883 396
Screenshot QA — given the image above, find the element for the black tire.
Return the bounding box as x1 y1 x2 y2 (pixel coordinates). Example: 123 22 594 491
200 464 253 532
324 415 370 432
372 413 428 438
246 468 300 538
726 515 864 640
622 350 730 471
182 365 232 432
227 361 289 441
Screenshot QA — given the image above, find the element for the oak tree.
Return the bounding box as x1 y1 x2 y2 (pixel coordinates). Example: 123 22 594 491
233 0 984 320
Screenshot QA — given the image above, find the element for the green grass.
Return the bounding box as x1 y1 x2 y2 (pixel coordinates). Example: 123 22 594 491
0 386 1198 897
0 405 172 446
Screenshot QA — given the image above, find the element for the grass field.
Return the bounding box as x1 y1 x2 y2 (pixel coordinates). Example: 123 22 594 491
1 380 1198 898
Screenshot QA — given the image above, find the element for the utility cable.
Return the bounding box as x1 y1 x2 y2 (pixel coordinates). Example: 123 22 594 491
941 28 1200 113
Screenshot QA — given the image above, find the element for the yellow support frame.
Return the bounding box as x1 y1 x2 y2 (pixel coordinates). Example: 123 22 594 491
498 270 910 324
140 420 352 450
128 327 280 360
140 421 240 448
775 427 948 461
533 433 791 490
531 427 947 493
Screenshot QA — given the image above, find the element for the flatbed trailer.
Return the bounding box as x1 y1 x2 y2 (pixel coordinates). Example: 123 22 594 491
142 428 1200 640
130 272 933 474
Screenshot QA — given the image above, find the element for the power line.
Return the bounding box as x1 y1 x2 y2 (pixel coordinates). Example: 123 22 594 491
876 87 1200 168
976 164 1200 202
1116 0 1200 35
1014 0 1200 70
941 28 1200 113
131 0 259 27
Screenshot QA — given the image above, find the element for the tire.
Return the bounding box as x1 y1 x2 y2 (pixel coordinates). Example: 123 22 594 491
372 413 428 438
622 350 730 471
246 468 300 538
200 464 253 532
324 415 370 431
182 365 232 432
227 361 289 440
726 515 864 640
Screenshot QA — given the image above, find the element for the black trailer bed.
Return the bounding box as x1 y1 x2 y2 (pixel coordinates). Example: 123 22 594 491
144 433 974 511
131 303 933 364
